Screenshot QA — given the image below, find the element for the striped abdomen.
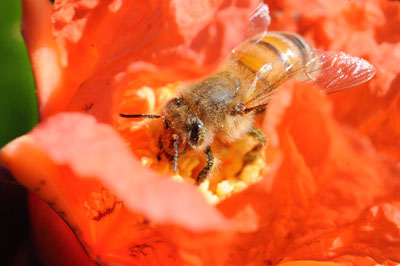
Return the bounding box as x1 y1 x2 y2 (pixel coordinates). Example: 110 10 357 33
222 32 316 102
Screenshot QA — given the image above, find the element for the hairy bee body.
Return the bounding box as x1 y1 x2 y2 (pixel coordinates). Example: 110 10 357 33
176 32 316 148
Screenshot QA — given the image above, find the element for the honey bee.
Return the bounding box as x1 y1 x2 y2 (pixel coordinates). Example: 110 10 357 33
120 5 375 184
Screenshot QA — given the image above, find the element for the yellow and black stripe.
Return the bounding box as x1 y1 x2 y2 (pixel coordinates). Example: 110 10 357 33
222 32 314 105
228 32 312 80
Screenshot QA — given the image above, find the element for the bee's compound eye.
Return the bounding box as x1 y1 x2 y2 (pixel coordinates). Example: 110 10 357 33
190 125 199 143
189 118 205 147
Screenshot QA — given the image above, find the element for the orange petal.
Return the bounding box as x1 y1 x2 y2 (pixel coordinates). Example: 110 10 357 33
22 0 64 118
65 0 261 123
1 113 227 229
279 261 341 266
22 0 260 120
3 72 400 265
269 0 400 161
29 193 97 266
12 0 400 265
361 89 400 160
218 83 400 265
0 113 233 264
282 202 400 265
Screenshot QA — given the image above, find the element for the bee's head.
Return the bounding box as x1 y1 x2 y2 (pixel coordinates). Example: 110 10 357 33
163 97 208 150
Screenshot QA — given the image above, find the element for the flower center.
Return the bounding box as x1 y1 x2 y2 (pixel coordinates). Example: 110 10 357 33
117 83 268 204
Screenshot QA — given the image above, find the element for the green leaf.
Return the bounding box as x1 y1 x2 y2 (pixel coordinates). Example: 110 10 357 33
0 1 38 147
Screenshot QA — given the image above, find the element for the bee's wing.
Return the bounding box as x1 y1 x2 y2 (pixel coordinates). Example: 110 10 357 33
238 50 376 113
246 3 270 37
302 50 376 94
238 60 302 112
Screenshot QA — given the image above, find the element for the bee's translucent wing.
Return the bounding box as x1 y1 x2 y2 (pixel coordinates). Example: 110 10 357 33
302 50 376 94
237 50 376 114
246 2 270 37
236 60 302 113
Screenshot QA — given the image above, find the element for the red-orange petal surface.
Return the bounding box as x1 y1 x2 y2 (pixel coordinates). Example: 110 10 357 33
23 0 261 120
3 84 400 264
268 0 400 161
2 0 400 265
0 113 232 264
217 83 400 265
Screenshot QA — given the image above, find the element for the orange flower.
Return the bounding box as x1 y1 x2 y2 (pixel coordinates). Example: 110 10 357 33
1 0 400 265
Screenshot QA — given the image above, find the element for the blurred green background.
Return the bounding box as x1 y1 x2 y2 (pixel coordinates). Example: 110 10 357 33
0 0 38 148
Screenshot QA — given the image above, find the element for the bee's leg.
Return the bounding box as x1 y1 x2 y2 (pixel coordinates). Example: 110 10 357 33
235 128 265 178
172 134 179 172
249 127 265 146
243 128 265 164
196 146 214 185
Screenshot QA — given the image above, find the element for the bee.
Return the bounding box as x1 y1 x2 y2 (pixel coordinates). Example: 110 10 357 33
120 8 375 185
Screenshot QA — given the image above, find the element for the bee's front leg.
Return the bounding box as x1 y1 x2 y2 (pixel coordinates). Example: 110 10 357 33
242 127 265 164
196 146 214 185
249 127 265 145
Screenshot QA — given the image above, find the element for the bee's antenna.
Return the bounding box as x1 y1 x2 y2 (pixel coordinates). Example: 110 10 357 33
120 114 169 129
172 134 179 172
